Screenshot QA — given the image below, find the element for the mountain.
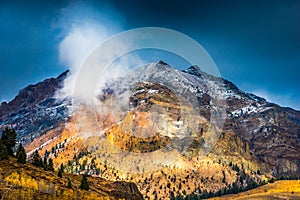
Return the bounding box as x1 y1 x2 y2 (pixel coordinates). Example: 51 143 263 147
0 61 299 199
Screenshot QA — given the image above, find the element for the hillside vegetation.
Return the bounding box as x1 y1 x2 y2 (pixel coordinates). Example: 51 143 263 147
0 159 143 200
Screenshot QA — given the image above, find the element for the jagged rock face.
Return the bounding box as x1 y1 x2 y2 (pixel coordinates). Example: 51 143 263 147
0 70 71 143
99 62 300 176
104 81 187 153
182 66 300 176
211 81 300 175
225 104 300 176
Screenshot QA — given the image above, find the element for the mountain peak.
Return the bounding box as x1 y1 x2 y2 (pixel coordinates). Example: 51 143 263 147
57 70 69 81
157 60 169 65
182 65 203 77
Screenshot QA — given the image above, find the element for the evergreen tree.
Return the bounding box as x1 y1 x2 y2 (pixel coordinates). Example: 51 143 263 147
96 168 100 175
269 177 276 183
48 158 54 171
0 140 9 160
232 182 239 194
32 150 43 167
60 163 64 171
169 191 175 200
1 127 17 156
58 168 63 178
201 190 208 199
16 143 26 164
67 178 72 188
44 149 50 158
79 174 89 191
222 170 226 183
43 155 48 170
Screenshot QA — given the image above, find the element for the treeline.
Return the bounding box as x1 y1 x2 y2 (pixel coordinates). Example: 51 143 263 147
0 127 26 164
269 175 299 183
31 149 89 191
172 161 269 200
172 161 300 200
171 178 267 200
31 150 54 171
0 127 90 191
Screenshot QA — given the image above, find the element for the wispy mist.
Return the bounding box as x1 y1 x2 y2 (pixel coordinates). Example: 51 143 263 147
55 1 135 101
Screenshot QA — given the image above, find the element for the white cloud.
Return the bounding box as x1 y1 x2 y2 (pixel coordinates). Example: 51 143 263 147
57 22 110 100
54 1 145 102
58 23 109 70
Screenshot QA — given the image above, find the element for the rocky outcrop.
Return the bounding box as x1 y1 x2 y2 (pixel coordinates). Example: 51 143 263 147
0 70 70 143
182 64 300 176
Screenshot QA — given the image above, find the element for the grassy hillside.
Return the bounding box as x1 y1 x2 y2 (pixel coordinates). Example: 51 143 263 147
211 180 300 200
0 159 143 200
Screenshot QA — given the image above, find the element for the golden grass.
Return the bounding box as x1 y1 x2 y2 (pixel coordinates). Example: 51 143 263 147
212 180 300 200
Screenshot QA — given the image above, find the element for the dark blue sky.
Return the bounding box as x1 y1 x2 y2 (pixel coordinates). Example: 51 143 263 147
0 0 299 109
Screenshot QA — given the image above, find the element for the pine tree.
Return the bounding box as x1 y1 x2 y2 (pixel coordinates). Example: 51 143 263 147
43 155 48 170
232 181 239 194
1 127 17 156
67 178 72 188
48 158 54 171
60 163 64 171
0 140 9 160
58 168 63 178
222 170 226 183
16 143 26 164
201 190 208 199
44 149 50 158
32 150 43 167
79 174 89 191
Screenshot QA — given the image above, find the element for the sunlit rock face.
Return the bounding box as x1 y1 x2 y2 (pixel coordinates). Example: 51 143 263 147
83 62 214 173
77 61 299 176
